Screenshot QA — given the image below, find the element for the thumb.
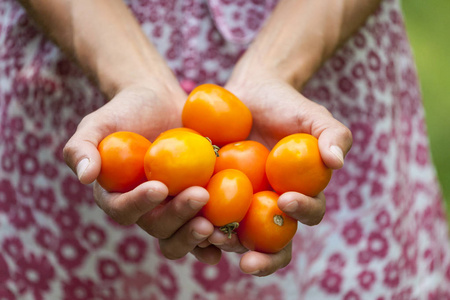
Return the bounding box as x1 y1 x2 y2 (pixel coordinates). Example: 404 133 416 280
317 124 353 170
63 114 110 184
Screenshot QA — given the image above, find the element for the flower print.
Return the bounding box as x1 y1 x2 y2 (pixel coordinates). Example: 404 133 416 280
55 207 80 231
56 236 87 269
18 152 39 176
15 252 55 298
368 231 389 258
35 187 56 214
97 258 122 281
327 253 346 270
82 224 106 249
117 236 147 263
193 256 231 293
357 249 373 265
156 264 179 299
346 190 363 210
2 236 24 259
61 174 88 204
324 190 340 213
343 290 361 300
34 226 56 250
9 204 35 230
63 277 94 300
358 270 376 290
383 261 400 288
375 209 391 230
320 269 342 294
342 219 363 245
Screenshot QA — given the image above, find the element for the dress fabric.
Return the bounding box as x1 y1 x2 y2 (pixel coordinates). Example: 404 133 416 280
1 0 450 299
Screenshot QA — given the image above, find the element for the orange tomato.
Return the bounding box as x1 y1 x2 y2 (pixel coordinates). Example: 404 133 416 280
155 127 200 139
237 191 298 254
144 130 217 196
202 169 253 237
97 131 151 193
265 133 332 197
214 140 271 192
181 83 252 146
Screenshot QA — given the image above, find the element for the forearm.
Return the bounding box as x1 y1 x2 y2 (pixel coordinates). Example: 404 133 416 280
231 0 382 89
18 0 176 98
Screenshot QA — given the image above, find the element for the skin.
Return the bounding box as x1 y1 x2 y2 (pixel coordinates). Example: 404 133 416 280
18 0 381 276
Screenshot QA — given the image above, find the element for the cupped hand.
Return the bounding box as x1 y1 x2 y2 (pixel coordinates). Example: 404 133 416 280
63 82 217 262
217 73 353 274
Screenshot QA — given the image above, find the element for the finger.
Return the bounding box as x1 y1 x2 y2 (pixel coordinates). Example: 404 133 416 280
239 242 292 276
277 191 326 226
317 120 353 170
137 186 209 239
63 113 114 184
191 245 222 265
93 180 168 226
299 100 352 170
208 228 247 253
159 216 214 260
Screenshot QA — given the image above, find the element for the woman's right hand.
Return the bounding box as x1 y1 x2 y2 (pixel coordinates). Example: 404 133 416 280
63 82 219 264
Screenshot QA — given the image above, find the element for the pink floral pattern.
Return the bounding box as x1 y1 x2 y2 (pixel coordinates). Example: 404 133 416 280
0 0 449 299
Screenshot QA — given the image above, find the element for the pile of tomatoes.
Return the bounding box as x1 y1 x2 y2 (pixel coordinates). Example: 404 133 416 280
97 84 332 254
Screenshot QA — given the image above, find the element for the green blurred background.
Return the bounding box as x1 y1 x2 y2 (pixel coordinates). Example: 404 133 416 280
402 0 450 219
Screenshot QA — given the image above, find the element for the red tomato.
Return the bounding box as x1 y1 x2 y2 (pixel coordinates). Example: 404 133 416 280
237 191 298 254
214 140 271 192
97 131 151 193
265 133 332 197
144 130 217 196
181 83 252 146
202 169 253 237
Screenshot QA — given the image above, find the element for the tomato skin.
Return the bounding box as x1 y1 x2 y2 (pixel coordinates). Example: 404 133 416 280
144 130 216 196
202 169 253 227
237 191 298 254
97 131 151 193
155 127 200 139
214 140 271 192
265 133 332 197
181 83 252 146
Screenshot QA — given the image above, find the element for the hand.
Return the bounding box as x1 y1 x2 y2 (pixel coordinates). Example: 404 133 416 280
218 72 352 274
63 83 217 261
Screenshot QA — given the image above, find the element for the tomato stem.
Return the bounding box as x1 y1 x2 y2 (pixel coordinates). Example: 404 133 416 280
273 215 284 227
205 137 220 157
219 222 239 239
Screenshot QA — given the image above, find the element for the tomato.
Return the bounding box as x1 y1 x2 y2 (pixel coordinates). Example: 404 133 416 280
214 140 271 192
265 133 332 197
202 169 253 237
237 191 298 254
144 130 217 196
155 127 200 139
181 83 252 146
97 131 151 193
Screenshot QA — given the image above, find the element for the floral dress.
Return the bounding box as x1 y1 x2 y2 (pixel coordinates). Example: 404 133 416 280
1 0 449 299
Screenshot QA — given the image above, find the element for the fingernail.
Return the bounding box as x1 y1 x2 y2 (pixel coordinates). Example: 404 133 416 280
193 231 209 240
330 145 344 165
248 270 261 275
76 158 90 181
282 201 298 213
189 199 206 210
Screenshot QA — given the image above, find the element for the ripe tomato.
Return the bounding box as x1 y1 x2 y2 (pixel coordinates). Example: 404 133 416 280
202 169 253 237
214 140 271 192
237 191 298 254
155 127 200 139
265 133 332 197
97 131 151 193
144 130 217 196
181 83 252 146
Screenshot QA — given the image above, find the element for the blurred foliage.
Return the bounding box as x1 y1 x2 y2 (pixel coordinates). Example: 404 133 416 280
402 0 450 218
